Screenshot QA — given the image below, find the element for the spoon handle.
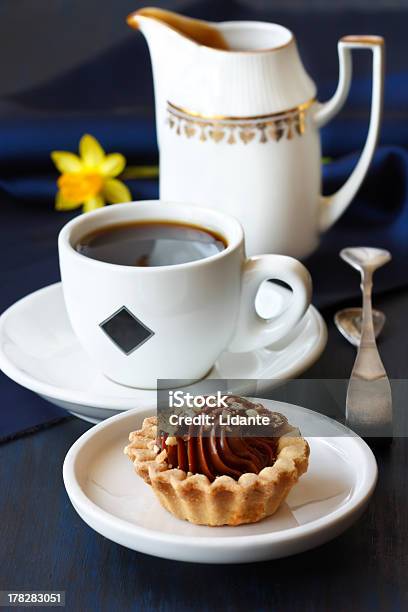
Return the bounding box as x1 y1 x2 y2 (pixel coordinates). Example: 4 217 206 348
351 268 386 380
346 267 392 439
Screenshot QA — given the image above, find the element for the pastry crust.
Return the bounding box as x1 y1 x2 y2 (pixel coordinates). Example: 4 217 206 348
124 416 309 526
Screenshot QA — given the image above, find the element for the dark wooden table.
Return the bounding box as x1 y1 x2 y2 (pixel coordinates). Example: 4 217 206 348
1 288 407 612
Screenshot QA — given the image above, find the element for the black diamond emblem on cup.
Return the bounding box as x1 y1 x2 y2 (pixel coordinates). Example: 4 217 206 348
99 306 154 356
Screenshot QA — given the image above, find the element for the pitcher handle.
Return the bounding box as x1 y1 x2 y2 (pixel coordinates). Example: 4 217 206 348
313 36 385 232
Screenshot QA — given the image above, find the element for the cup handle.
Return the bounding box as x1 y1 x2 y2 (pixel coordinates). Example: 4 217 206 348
228 255 312 353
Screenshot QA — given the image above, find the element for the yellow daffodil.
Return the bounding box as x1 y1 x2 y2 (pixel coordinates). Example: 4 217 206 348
51 134 132 213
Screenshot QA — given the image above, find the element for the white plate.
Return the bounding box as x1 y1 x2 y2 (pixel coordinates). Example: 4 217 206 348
0 282 327 423
63 401 377 564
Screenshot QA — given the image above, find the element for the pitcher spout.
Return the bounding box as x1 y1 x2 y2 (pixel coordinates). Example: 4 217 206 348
127 7 229 49
127 8 228 145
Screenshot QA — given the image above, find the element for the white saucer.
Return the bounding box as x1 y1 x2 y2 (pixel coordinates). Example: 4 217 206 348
63 401 377 564
0 282 327 423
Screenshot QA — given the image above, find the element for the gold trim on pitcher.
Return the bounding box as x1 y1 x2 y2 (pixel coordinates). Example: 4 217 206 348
167 99 315 121
166 99 315 144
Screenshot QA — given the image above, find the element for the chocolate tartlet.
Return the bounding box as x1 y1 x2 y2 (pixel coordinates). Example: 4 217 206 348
125 396 309 526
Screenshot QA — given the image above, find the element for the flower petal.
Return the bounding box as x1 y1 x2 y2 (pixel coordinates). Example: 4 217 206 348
103 179 132 204
55 190 81 211
51 151 83 173
99 153 126 177
83 194 105 213
80 134 105 168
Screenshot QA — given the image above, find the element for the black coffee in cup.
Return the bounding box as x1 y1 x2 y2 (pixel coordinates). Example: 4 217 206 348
75 220 226 267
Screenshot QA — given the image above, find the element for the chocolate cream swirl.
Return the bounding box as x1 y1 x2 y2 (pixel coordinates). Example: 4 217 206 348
158 396 293 482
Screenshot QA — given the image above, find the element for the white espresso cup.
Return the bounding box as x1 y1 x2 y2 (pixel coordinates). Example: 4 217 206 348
58 201 312 388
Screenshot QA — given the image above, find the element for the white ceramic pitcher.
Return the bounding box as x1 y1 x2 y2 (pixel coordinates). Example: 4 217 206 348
128 8 384 258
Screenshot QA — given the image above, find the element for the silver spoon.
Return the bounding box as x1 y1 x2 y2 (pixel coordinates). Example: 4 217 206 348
334 307 385 347
340 247 392 439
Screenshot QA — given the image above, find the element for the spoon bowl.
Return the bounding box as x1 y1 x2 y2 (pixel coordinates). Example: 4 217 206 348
340 247 391 272
335 307 386 347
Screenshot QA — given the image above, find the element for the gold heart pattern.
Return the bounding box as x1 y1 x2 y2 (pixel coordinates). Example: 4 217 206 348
209 129 225 143
166 101 312 144
239 128 255 144
184 124 196 138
